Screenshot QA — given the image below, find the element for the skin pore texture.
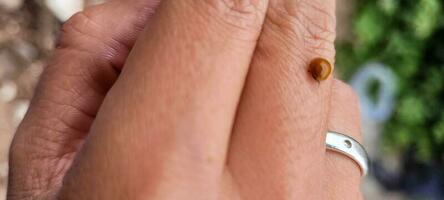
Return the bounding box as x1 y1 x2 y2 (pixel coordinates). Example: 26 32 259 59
8 0 364 199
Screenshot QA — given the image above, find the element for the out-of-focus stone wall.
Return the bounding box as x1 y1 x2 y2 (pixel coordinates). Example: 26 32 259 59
0 101 12 200
0 3 46 200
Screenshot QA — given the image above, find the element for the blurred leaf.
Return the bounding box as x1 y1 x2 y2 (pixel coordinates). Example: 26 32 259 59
383 32 422 78
433 117 444 144
354 5 386 48
378 0 399 16
395 127 412 149
410 0 441 39
397 95 427 125
417 135 433 161
420 67 444 99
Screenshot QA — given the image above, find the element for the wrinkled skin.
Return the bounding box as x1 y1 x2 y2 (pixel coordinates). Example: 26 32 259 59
8 0 364 199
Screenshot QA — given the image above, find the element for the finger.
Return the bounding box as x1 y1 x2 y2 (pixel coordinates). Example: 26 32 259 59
326 79 363 199
59 1 268 199
227 0 336 199
8 1 160 199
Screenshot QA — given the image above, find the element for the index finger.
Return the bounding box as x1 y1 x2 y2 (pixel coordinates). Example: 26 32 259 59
59 0 269 199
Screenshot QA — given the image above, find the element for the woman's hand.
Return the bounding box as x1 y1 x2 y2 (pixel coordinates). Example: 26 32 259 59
8 0 364 199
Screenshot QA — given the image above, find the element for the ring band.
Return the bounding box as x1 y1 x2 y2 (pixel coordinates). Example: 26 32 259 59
326 131 370 177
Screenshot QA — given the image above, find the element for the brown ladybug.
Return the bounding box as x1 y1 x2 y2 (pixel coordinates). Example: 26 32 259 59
309 58 333 81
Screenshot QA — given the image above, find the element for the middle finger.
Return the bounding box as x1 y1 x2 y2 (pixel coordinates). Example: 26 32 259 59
228 0 336 199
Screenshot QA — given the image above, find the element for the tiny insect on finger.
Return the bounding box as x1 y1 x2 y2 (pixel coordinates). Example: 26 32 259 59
309 58 333 81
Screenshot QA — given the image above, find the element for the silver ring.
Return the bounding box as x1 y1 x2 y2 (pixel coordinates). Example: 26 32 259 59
326 131 370 177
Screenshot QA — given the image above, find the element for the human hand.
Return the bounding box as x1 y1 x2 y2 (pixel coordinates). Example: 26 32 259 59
8 0 364 199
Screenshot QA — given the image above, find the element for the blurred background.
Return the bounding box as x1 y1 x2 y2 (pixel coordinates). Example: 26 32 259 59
0 0 443 199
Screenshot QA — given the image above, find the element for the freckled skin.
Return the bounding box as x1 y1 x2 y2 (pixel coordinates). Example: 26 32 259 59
309 58 333 81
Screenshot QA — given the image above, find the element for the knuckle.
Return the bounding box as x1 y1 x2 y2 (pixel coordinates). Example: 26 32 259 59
62 12 92 36
58 6 103 48
265 0 336 59
198 0 267 33
202 0 265 15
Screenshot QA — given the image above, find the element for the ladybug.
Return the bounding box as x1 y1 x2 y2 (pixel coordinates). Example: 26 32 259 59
309 58 333 81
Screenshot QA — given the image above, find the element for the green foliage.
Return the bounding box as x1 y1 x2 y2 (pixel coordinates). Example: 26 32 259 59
355 5 386 48
397 95 427 125
336 0 444 163
433 116 444 144
410 0 441 39
378 0 399 15
383 31 422 79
